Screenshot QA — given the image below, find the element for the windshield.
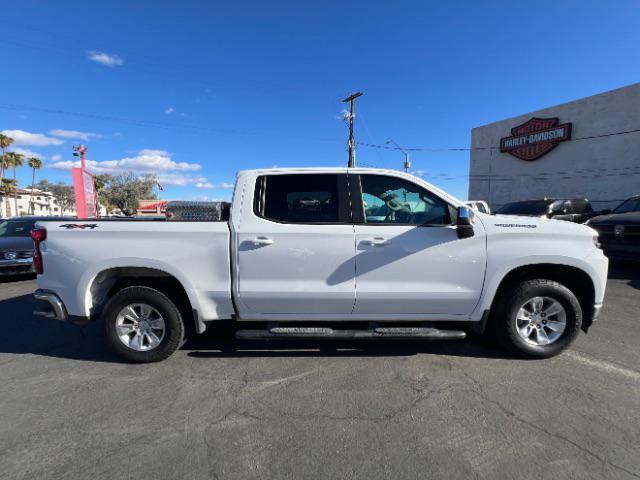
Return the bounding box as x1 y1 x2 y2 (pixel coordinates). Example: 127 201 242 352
496 201 550 215
613 197 640 214
0 219 36 237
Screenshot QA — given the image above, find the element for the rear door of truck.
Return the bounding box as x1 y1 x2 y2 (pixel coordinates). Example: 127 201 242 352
234 172 356 317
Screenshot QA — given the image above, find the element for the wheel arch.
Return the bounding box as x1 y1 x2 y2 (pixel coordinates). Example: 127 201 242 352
84 263 201 335
489 263 596 332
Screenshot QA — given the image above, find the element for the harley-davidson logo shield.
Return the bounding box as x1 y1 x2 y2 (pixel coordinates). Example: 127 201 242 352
500 117 571 161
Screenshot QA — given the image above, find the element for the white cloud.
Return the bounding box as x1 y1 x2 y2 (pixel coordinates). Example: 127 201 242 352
51 154 62 161
188 195 227 202
49 129 103 141
50 149 201 175
1 129 64 147
157 174 208 187
193 181 234 190
87 50 124 67
164 107 174 114
13 148 44 160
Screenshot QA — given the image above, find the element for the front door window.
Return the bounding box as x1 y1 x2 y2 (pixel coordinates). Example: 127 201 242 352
359 174 451 225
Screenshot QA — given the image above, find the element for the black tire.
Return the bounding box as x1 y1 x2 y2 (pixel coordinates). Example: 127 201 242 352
102 286 185 363
491 279 582 358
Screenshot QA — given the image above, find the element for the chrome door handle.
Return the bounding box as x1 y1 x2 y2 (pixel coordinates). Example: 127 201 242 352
252 236 274 246
364 237 390 247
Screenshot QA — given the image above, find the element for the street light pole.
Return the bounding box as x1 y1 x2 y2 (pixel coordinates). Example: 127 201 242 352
386 139 411 173
342 92 363 168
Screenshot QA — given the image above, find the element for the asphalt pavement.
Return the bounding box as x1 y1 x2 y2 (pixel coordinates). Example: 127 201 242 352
0 267 639 480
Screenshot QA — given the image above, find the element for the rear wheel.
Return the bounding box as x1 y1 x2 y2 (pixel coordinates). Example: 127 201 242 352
103 286 185 363
492 279 582 358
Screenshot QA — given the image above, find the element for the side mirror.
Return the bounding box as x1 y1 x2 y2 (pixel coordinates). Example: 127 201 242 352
457 206 474 239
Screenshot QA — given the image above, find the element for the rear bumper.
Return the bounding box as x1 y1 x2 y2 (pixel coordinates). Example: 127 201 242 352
33 289 68 321
33 289 90 325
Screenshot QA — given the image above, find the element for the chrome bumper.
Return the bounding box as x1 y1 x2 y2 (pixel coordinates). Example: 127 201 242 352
592 303 603 322
33 289 68 321
0 257 33 269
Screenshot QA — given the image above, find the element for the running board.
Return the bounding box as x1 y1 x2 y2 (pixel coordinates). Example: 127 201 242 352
235 326 466 340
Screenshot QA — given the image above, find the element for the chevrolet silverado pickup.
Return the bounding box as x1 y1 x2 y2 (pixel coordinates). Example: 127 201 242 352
32 168 608 362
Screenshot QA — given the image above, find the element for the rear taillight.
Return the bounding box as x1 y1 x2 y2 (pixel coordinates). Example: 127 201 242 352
30 228 47 274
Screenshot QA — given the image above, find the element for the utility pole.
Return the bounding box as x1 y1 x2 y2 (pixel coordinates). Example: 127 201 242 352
386 139 411 173
342 92 363 168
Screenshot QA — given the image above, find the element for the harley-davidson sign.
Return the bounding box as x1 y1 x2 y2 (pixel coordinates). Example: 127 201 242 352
500 117 571 161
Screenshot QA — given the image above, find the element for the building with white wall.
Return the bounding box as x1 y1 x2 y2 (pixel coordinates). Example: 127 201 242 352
469 83 640 210
0 188 109 218
0 188 76 217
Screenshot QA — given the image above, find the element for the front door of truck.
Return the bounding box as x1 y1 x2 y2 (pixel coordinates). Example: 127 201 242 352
236 173 356 317
350 173 486 316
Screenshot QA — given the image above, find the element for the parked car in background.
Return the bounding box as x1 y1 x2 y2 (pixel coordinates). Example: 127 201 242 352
495 198 600 223
466 200 490 214
586 195 640 262
0 216 70 275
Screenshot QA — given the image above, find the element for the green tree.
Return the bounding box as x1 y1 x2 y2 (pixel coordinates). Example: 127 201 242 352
34 179 51 192
48 182 76 215
0 134 14 216
100 172 157 216
1 178 17 216
27 157 43 214
94 173 113 215
5 152 24 215
0 134 13 183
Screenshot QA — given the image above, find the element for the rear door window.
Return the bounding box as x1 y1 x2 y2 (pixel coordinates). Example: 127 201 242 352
255 174 349 224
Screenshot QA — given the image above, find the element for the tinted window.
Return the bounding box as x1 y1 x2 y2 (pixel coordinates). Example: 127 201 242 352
258 174 342 223
497 201 550 215
613 197 640 214
0 219 36 237
359 175 450 225
571 200 592 214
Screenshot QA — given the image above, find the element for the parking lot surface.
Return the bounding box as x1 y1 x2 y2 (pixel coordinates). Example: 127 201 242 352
1 267 639 480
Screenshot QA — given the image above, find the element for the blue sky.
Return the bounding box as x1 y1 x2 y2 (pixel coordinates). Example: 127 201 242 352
2 0 639 201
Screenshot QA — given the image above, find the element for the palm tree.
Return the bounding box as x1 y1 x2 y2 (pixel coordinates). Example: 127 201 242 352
27 157 43 214
5 152 24 216
0 178 17 216
0 134 14 217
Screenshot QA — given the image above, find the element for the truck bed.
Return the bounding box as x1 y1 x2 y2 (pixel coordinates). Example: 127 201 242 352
35 219 234 327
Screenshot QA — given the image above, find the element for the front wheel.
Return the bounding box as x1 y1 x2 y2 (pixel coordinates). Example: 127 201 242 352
102 286 185 363
492 279 582 358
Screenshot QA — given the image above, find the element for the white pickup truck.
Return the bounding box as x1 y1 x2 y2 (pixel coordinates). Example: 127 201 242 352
32 168 608 362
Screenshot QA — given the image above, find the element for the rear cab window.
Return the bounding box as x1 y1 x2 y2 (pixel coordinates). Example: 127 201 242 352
254 174 351 224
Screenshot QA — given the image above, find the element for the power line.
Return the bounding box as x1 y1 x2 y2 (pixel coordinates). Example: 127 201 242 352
0 102 342 145
357 127 640 152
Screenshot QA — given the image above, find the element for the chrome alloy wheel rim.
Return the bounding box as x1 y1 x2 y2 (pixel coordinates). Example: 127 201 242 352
515 296 567 346
115 303 166 351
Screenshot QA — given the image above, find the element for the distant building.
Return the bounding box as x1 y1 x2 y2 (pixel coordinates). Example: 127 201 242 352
469 83 640 211
0 188 75 217
0 187 109 218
